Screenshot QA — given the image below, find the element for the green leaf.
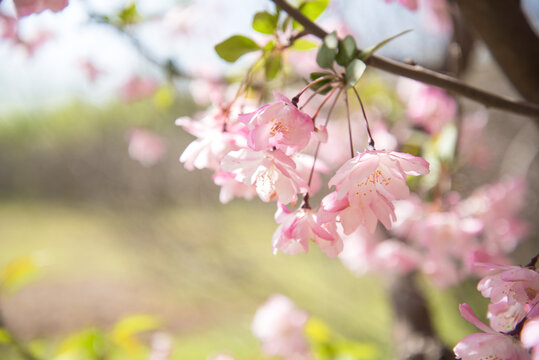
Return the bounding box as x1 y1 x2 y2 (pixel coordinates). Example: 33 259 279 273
299 0 330 21
112 314 160 354
118 2 140 26
56 328 109 360
336 35 357 66
214 35 261 62
289 39 318 51
265 53 282 80
309 72 333 94
0 253 47 294
345 59 366 88
316 31 338 69
358 29 412 60
252 11 277 34
0 328 12 344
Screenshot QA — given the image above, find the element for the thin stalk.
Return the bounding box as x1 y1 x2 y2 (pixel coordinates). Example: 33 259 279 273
311 87 338 122
292 75 334 105
344 90 355 158
299 82 334 110
352 87 375 150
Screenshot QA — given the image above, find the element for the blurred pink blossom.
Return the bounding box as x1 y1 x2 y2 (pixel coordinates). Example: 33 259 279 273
127 128 166 167
522 312 539 360
397 78 456 134
14 0 68 18
212 171 256 204
384 0 419 11
78 59 103 83
149 332 172 360
0 13 17 40
252 294 310 360
120 76 159 103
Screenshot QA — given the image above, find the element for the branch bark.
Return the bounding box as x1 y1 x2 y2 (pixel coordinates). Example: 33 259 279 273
455 0 539 103
271 0 539 120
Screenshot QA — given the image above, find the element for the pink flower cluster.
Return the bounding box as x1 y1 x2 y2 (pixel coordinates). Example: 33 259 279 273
177 92 430 257
454 263 539 360
252 294 311 359
339 178 528 287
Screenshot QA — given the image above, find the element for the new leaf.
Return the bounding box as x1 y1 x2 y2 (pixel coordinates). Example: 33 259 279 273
215 35 261 62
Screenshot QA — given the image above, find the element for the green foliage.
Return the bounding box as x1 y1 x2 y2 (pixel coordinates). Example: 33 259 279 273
252 11 278 34
264 53 282 80
294 0 330 29
310 72 333 94
289 38 319 51
316 31 338 69
214 35 261 63
55 328 109 360
0 253 46 294
112 314 161 354
306 318 380 360
336 35 358 66
117 2 140 26
345 59 367 89
358 29 412 61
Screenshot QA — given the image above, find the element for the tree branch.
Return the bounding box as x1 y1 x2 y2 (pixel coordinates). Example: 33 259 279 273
271 0 539 120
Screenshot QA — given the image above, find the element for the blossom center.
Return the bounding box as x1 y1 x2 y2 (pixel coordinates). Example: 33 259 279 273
269 119 290 137
354 169 392 197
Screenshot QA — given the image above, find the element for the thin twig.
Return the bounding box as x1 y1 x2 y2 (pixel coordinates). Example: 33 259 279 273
271 0 539 120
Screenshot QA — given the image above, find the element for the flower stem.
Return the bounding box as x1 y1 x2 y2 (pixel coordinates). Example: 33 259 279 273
299 83 333 110
351 87 375 150
307 87 343 189
292 75 333 106
312 87 338 122
344 90 355 158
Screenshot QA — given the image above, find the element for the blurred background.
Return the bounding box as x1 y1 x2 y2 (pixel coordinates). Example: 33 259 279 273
0 0 538 359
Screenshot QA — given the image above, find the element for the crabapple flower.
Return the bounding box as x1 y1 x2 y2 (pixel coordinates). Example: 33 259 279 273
120 76 158 102
476 264 539 332
127 128 166 167
453 303 530 360
176 112 247 172
522 311 539 360
221 148 308 204
212 171 256 204
149 332 172 360
384 0 418 11
252 294 310 359
272 204 342 257
14 0 68 18
397 79 456 134
327 150 429 233
338 227 420 275
239 92 315 155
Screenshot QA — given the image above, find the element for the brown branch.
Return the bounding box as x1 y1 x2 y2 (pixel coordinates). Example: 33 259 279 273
271 0 539 120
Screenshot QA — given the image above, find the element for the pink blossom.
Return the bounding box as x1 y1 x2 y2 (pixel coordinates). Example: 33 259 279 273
0 13 17 40
522 313 539 360
78 59 103 83
476 264 539 332
397 78 456 134
252 294 310 359
327 150 429 233
272 204 342 257
127 128 166 167
14 0 68 18
176 112 247 172
212 171 256 204
338 227 420 275
149 332 172 360
453 303 530 360
221 148 308 204
120 76 158 103
293 153 328 196
384 0 419 11
239 92 314 155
